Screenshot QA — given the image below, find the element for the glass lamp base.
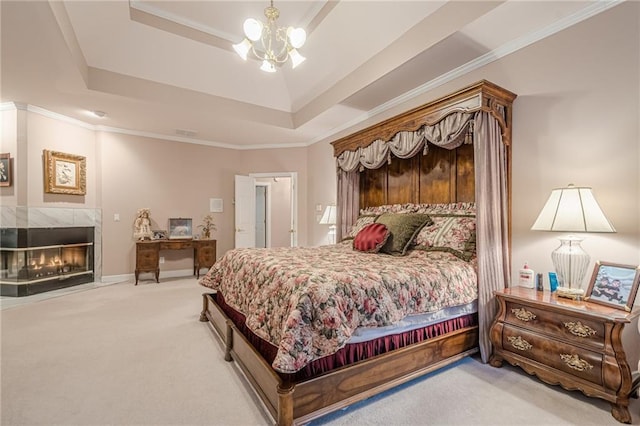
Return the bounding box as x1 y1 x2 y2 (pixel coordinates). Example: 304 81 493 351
551 235 590 293
556 286 585 300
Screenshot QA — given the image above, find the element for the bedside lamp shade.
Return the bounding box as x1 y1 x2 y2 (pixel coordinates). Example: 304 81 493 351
531 185 615 233
531 184 615 297
319 205 337 244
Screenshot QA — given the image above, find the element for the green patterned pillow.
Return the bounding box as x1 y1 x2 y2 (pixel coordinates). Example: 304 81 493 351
375 213 432 256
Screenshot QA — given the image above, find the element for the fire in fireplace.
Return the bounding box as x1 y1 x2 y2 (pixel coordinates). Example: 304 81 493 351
0 227 95 297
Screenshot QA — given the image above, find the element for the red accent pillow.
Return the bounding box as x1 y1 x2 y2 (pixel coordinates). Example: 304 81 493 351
353 223 390 253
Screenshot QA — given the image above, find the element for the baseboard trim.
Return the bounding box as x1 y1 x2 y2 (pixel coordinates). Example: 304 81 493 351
101 269 195 285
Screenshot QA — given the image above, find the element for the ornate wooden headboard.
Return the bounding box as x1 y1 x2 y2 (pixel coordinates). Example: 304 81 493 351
331 80 516 209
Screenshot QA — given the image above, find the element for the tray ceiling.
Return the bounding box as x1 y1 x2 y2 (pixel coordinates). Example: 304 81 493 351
1 1 613 149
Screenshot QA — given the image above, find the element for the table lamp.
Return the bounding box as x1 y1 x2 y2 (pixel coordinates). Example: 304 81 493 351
319 204 337 244
531 184 615 299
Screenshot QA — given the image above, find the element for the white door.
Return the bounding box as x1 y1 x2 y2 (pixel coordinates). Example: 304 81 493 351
234 175 256 248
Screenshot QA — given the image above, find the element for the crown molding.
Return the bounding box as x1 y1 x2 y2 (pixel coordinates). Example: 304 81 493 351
7 102 306 151
27 105 96 131
0 102 27 111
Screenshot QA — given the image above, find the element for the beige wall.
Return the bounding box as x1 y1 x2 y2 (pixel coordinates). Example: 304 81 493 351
307 140 336 246
0 108 19 205
98 132 242 276
312 3 640 294
2 3 638 295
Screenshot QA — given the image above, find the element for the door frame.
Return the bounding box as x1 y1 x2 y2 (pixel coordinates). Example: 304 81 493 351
249 172 298 247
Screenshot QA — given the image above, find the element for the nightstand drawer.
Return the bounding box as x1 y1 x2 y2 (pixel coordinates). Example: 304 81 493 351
505 301 605 350
502 324 603 385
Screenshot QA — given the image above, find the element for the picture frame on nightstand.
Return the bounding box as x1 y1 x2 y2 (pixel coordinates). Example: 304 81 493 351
584 261 640 312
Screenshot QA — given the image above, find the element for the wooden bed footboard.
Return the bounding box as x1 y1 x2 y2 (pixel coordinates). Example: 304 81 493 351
201 293 479 425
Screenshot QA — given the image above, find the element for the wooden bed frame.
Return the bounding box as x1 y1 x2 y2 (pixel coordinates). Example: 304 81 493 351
200 80 516 425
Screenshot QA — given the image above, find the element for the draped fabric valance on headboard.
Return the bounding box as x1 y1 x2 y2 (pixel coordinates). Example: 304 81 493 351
336 112 474 172
329 80 517 365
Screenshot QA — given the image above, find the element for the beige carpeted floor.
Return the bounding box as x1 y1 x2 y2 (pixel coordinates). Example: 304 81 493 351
1 277 638 426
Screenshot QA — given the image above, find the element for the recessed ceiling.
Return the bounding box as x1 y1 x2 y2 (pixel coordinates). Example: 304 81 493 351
1 0 612 149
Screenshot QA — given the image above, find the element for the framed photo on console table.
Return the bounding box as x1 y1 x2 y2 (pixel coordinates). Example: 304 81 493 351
43 150 86 195
585 261 640 311
168 218 192 239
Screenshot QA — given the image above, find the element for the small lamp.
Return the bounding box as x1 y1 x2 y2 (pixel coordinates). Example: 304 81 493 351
319 205 337 244
531 184 615 298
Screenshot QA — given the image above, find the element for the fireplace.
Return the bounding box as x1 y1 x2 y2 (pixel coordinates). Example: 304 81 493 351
0 227 95 297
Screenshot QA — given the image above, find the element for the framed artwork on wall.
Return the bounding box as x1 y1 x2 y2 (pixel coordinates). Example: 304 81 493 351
43 150 86 195
0 153 11 187
584 261 640 312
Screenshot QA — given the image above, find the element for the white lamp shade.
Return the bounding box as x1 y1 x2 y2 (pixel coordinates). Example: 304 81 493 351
319 205 337 225
243 18 263 41
232 39 251 60
287 26 306 48
531 185 615 233
289 49 306 69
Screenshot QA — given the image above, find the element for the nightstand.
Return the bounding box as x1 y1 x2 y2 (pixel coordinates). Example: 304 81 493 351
489 287 640 423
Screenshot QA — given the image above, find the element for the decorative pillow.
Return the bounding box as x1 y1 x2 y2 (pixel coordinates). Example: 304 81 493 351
353 223 390 253
374 213 432 256
413 202 476 216
360 203 417 216
361 202 476 217
414 215 477 261
344 215 378 240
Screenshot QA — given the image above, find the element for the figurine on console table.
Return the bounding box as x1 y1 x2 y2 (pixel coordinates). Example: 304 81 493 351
133 208 154 241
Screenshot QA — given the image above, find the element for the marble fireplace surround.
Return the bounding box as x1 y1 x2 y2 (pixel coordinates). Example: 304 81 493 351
0 206 102 281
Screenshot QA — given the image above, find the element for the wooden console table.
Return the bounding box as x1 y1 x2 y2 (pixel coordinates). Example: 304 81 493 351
135 239 216 285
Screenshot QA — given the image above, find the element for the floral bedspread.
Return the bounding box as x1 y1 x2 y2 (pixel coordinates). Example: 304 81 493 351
199 243 477 373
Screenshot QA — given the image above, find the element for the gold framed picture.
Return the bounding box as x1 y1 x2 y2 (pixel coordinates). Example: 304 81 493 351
43 150 86 195
0 153 11 187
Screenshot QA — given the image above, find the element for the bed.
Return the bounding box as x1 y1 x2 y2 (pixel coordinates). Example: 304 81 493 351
199 80 517 425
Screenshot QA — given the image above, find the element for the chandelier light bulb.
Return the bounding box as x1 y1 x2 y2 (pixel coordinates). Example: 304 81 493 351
243 18 263 41
233 1 306 72
260 60 276 73
232 39 252 61
289 48 306 69
287 27 306 49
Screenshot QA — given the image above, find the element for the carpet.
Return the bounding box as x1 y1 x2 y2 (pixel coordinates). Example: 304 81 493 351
1 277 638 425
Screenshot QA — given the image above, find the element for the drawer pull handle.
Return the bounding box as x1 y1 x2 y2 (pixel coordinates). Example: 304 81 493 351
560 354 593 372
512 308 536 322
564 321 596 338
507 336 532 351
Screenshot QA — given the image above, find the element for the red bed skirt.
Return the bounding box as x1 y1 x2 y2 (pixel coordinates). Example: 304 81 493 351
213 292 478 382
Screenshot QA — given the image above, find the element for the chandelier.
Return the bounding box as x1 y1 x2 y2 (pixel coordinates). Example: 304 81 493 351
232 0 307 72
